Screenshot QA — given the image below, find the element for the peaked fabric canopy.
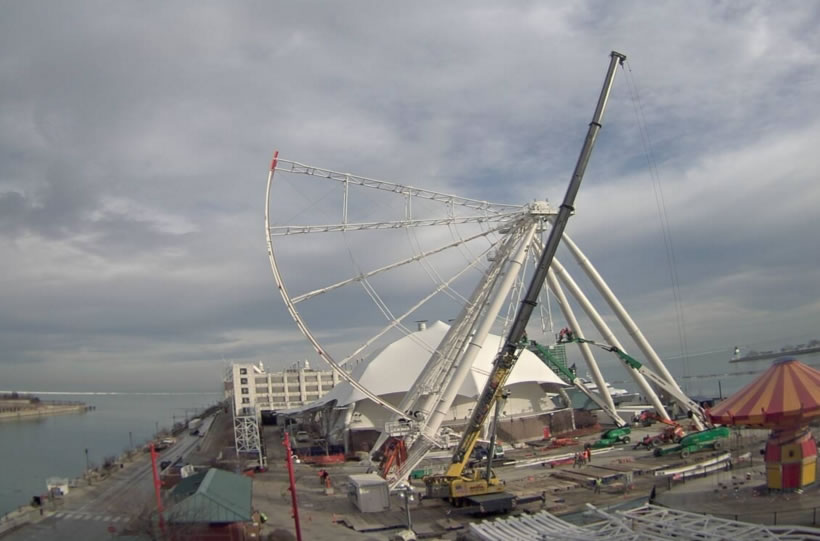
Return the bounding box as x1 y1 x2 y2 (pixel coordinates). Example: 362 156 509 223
294 320 564 411
708 357 820 428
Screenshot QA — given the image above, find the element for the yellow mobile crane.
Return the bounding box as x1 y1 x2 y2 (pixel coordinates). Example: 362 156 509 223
423 51 627 507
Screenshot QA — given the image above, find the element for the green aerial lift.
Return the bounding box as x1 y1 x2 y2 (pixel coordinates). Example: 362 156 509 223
591 426 632 448
527 340 627 427
653 427 730 458
557 336 711 431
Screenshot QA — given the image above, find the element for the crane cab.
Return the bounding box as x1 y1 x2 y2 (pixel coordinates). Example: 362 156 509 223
424 469 506 503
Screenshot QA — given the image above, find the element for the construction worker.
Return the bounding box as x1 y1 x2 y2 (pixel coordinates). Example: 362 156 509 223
594 478 602 494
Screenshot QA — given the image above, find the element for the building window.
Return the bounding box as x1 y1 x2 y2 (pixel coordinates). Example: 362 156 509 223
242 398 250 404
239 368 247 375
241 388 249 395
240 377 248 384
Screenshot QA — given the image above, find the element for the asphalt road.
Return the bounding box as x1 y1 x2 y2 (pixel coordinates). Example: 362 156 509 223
3 427 208 540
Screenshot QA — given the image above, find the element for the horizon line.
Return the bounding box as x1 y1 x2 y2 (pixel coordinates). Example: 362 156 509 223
0 390 223 396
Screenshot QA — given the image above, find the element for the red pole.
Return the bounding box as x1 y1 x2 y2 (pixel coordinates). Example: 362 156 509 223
283 432 303 541
149 443 165 534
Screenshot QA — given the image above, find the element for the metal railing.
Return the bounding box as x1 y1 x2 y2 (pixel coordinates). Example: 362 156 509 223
709 507 820 527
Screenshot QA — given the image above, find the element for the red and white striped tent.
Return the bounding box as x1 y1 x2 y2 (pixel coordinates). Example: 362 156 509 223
708 357 820 428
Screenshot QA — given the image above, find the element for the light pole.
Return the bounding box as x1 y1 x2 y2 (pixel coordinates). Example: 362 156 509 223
129 431 133 450
283 432 303 541
401 485 414 532
85 448 90 485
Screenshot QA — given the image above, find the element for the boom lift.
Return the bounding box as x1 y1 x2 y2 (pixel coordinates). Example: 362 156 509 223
423 51 627 504
379 437 408 479
633 412 686 449
653 426 730 458
591 426 632 448
560 335 710 431
527 340 627 427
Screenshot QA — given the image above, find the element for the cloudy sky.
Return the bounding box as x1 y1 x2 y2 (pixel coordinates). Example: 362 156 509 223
1 2 819 392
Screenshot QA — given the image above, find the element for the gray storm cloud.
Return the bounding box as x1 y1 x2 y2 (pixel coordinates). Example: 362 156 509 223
0 1 818 391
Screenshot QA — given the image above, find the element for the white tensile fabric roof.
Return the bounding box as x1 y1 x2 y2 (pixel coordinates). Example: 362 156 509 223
310 320 564 409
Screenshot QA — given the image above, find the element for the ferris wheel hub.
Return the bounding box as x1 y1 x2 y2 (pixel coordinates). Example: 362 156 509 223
527 201 556 216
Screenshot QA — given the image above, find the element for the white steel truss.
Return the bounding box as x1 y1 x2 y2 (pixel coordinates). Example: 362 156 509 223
274 158 524 214
290 226 504 304
369 225 523 459
383 222 538 486
232 405 265 467
265 153 703 480
268 212 523 236
468 504 820 541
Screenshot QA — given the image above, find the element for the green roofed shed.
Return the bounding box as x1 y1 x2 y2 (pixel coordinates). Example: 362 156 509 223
168 468 252 524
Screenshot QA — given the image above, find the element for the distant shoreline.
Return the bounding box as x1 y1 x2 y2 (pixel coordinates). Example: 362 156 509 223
730 345 820 363
0 395 93 421
0 390 220 396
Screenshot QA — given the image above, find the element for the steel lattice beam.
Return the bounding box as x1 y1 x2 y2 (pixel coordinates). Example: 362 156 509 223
275 158 523 214
268 211 524 236
467 504 820 541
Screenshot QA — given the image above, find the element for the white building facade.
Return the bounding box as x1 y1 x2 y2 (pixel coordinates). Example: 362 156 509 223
225 361 342 416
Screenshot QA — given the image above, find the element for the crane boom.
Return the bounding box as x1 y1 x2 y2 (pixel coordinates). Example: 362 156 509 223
425 51 627 501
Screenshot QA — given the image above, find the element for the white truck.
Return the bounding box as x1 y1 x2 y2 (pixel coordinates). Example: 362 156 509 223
188 418 202 435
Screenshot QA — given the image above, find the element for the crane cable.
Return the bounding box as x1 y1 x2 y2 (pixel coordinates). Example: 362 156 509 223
623 60 691 388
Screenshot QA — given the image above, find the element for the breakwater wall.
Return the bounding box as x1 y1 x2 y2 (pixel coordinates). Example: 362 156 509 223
0 402 93 421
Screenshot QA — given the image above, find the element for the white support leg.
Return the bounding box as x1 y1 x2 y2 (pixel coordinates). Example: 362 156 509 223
408 224 526 425
370 223 522 454
546 268 616 413
426 223 538 437
550 257 671 419
563 234 683 393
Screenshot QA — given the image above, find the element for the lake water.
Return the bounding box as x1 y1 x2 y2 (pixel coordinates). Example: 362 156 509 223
0 392 222 516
